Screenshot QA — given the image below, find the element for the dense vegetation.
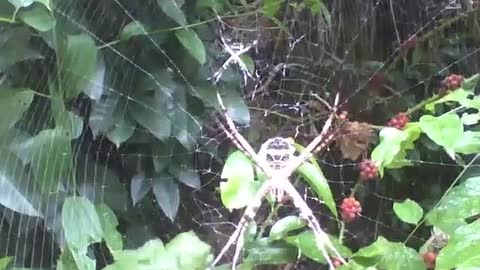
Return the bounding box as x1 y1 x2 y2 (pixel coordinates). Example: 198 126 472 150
0 0 480 269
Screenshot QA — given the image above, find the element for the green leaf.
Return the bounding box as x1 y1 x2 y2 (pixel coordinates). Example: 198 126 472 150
60 33 98 100
0 88 34 137
105 231 212 270
460 113 480 125
152 175 179 221
436 219 480 270
220 89 250 126
96 203 123 251
8 0 34 9
0 152 43 217
157 0 187 26
128 95 171 141
426 177 480 235
119 21 147 41
62 196 103 251
425 88 472 112
352 237 425 270
130 173 151 206
162 231 213 269
263 0 282 18
16 128 72 193
296 161 337 217
175 29 206 65
285 231 351 263
106 117 135 148
89 92 120 137
0 257 12 269
393 199 423 225
419 114 463 157
0 27 43 72
269 216 306 240
244 239 298 265
462 73 480 90
219 151 260 209
453 131 480 155
84 52 106 101
175 168 201 189
239 55 255 74
18 3 55 32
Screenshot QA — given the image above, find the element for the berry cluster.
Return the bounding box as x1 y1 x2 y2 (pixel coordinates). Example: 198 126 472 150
387 112 409 130
441 74 464 92
358 159 378 180
422 251 437 269
340 197 362 223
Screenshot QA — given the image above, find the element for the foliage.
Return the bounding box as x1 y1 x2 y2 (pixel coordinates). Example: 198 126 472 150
0 0 480 270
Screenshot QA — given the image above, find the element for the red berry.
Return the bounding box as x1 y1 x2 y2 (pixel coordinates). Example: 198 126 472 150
358 160 378 180
340 197 362 223
442 74 464 91
422 252 437 269
388 112 409 129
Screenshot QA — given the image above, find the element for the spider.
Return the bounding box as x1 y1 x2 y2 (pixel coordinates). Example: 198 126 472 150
210 92 348 270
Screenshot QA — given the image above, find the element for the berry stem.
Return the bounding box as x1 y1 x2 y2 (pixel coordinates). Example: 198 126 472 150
405 94 441 115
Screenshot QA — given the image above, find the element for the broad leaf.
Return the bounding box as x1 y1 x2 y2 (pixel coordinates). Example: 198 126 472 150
244 238 298 265
220 151 259 209
426 176 480 234
0 87 34 137
297 162 337 217
285 231 351 263
128 94 171 141
16 128 72 193
152 175 179 221
84 51 106 101
263 0 282 18
60 33 98 100
0 256 12 269
436 219 480 270
157 0 187 26
352 236 425 270
62 196 103 251
393 199 423 225
175 29 206 65
119 21 147 41
419 114 464 158
0 152 42 217
130 173 151 206
18 3 55 32
269 216 306 240
96 203 123 251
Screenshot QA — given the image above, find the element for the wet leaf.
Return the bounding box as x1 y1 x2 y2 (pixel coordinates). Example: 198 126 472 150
0 87 34 137
18 3 55 32
426 177 480 235
119 21 148 41
128 95 171 141
285 231 351 263
393 199 423 225
436 219 480 270
419 114 463 157
244 239 297 265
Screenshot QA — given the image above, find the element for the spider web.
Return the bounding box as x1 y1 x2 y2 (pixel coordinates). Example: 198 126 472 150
1 0 479 269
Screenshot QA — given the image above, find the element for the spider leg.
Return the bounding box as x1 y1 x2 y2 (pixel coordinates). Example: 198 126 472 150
210 182 271 269
281 180 347 268
216 91 274 175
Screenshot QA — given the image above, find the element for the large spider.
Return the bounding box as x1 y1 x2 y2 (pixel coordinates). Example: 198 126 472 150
210 92 347 269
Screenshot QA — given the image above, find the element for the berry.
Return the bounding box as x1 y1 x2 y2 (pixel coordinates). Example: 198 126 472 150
422 251 437 269
338 111 348 120
388 112 409 129
368 73 385 91
332 257 343 268
358 159 378 180
340 196 362 223
440 74 464 93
